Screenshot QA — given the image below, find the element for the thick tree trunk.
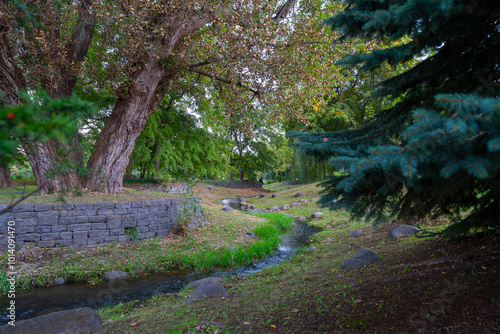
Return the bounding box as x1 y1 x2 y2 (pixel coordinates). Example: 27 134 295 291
23 0 95 194
124 157 134 179
0 162 13 188
0 15 25 189
85 12 212 193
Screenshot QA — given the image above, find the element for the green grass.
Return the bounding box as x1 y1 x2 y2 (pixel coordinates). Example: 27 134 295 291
2 207 296 290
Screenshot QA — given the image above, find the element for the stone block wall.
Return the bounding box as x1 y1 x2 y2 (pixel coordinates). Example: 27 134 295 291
207 181 263 189
0 198 205 251
123 183 190 193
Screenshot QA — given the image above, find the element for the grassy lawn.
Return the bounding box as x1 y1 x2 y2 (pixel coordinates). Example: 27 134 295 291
1 181 498 333
97 182 499 333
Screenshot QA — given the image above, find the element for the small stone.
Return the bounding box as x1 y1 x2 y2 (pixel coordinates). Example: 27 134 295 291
186 279 228 304
246 232 257 238
104 270 130 281
311 212 322 219
222 207 232 212
280 204 290 210
291 203 300 207
207 185 213 190
299 199 308 203
339 249 381 270
259 194 267 198
306 246 316 251
293 192 305 197
271 193 281 198
270 206 280 211
55 277 65 285
297 216 306 222
387 224 419 239
349 229 363 238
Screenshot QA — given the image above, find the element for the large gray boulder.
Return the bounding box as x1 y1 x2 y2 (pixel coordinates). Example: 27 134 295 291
271 193 281 198
0 307 103 334
270 206 280 211
339 250 381 270
293 192 305 197
280 204 290 210
388 224 419 239
186 277 228 304
104 270 129 281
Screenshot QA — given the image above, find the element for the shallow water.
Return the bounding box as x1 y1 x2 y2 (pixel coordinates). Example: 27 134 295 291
0 199 319 324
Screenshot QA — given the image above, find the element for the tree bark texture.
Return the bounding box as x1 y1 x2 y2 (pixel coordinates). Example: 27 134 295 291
0 15 25 188
0 162 13 188
85 11 212 193
23 0 96 194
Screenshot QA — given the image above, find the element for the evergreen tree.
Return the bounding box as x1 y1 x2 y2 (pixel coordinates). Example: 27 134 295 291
290 0 500 236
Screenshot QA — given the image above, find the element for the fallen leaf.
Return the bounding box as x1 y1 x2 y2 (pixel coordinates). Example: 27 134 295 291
292 309 298 312
270 324 276 328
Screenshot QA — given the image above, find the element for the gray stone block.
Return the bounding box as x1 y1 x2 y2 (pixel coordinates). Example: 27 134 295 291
17 226 35 234
142 201 153 207
37 240 55 247
67 210 85 217
38 211 59 225
156 230 170 238
41 233 60 241
134 214 147 221
118 235 130 242
34 204 53 212
74 203 94 210
68 223 91 232
145 232 156 239
97 209 113 216
138 233 146 239
51 225 68 232
137 219 151 227
58 211 68 217
137 226 149 233
89 230 109 238
122 221 136 228
110 228 125 236
131 201 142 208
53 203 74 210
60 232 73 240
0 212 14 221
106 216 121 229
91 223 107 230
74 216 88 224
115 202 131 209
73 231 88 246
18 234 39 242
89 216 107 224
104 236 119 243
121 214 134 221
83 209 97 216
95 202 115 210
15 212 37 219
56 239 73 246
12 203 34 212
113 209 128 215
15 218 38 227
87 237 104 245
34 226 52 234
58 217 76 225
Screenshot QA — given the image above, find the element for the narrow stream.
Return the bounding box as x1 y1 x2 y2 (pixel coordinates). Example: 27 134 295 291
1 198 319 324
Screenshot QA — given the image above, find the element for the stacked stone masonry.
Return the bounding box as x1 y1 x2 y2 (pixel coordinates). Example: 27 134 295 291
0 198 205 251
123 183 189 193
207 181 263 189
